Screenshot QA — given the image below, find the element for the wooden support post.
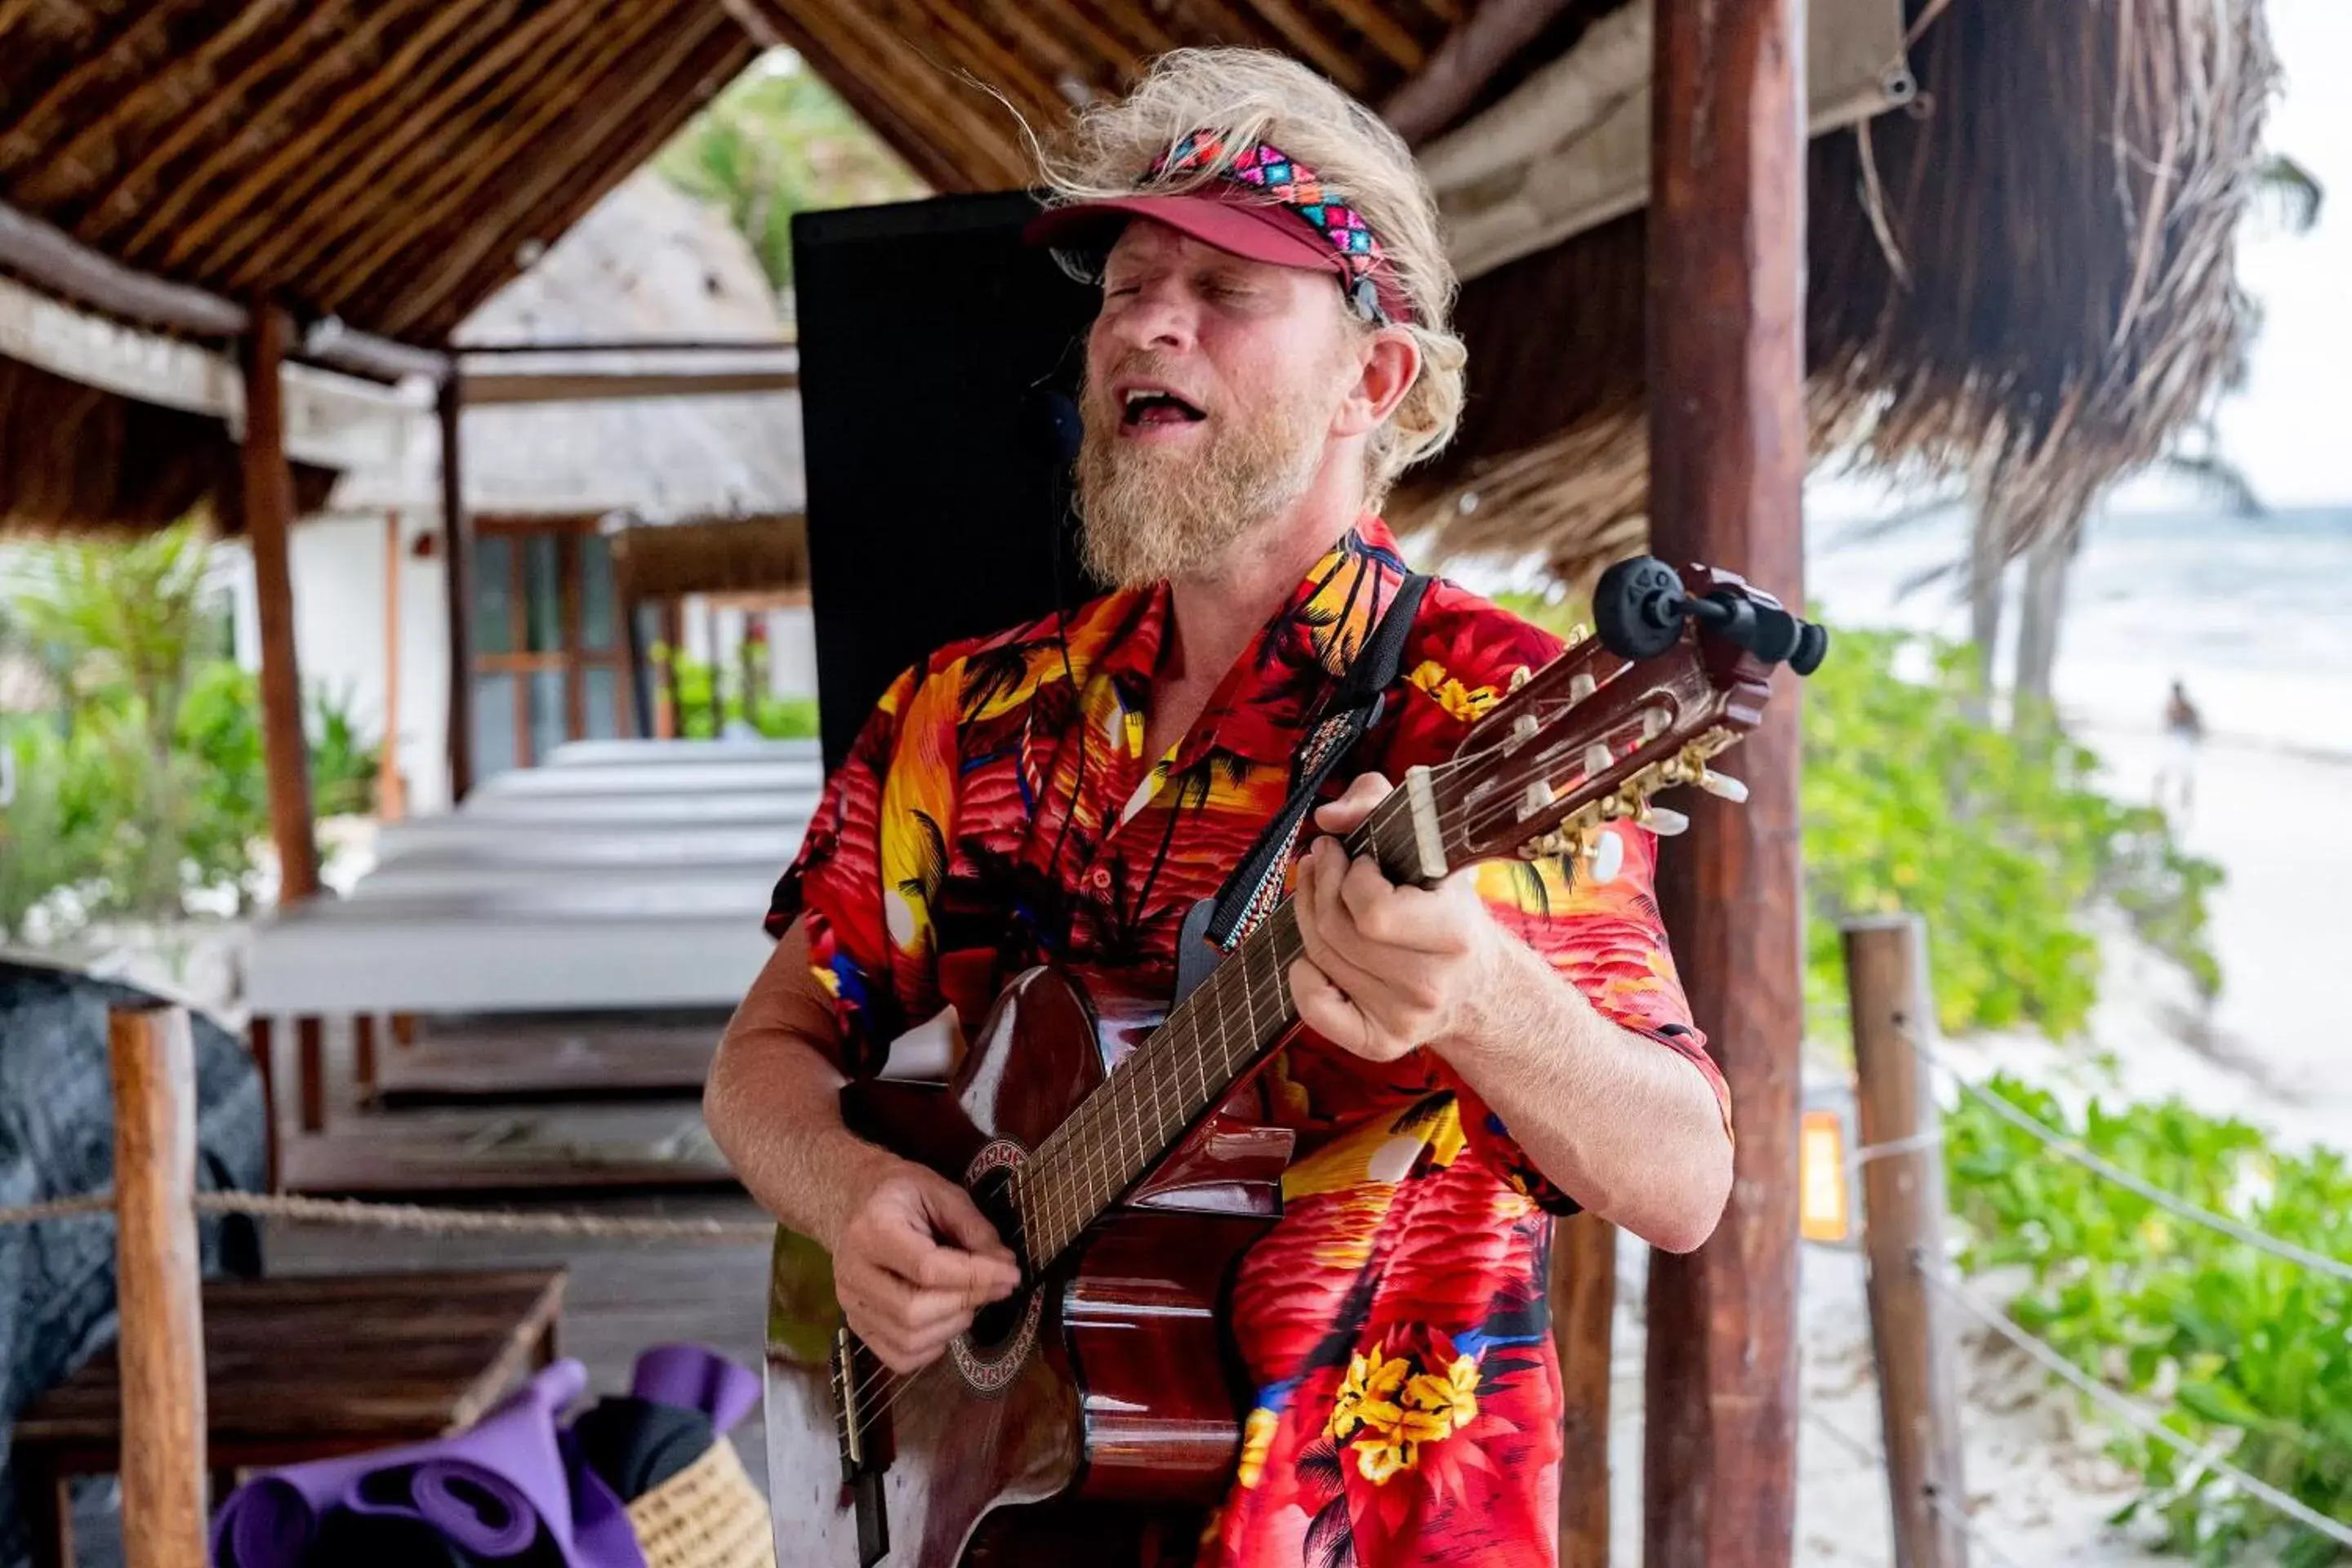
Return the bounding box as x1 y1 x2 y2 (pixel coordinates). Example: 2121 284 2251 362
109 1004 208 1568
440 374 476 801
378 510 408 823
1846 916 1970 1568
1553 1212 1616 1568
242 302 321 906
296 1016 327 1134
703 598 725 737
354 1013 380 1106
1641 1 1807 1564
246 1016 279 1192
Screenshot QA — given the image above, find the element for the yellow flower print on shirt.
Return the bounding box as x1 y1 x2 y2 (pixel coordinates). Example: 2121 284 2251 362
1326 1342 1486 1486
1236 1405 1281 1490
1405 659 1504 724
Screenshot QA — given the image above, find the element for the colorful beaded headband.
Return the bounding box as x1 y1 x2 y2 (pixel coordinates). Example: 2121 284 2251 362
1144 130 1405 324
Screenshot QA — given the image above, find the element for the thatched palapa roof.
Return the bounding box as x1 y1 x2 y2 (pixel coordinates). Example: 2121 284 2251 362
730 0 2275 574
0 0 756 532
0 0 2279 573
327 170 803 525
1398 0 2278 579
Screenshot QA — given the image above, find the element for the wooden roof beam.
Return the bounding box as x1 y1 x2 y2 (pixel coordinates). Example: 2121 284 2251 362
0 197 245 336
1231 0 1369 91
1382 0 1575 145
87 0 434 256
198 0 586 288
367 9 737 334
378 21 755 337
143 0 523 273
728 7 975 192
733 0 1024 190
0 196 445 380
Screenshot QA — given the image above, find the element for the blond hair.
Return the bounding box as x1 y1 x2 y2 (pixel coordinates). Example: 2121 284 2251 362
1033 48 1465 505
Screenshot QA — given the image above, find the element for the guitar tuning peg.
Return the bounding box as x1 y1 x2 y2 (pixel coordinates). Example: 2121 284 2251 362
1584 826 1625 884
1641 805 1690 837
1696 768 1748 804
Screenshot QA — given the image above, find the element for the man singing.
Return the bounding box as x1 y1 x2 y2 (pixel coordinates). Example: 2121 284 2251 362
708 47 1733 1566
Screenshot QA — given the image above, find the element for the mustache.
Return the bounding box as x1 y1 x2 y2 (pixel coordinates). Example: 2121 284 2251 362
1084 353 1208 410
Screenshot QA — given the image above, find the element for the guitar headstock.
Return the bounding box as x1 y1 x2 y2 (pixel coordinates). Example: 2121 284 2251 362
1424 559 1814 872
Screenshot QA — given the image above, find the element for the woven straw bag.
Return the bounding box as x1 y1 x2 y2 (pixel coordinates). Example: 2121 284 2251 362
626 1438 777 1568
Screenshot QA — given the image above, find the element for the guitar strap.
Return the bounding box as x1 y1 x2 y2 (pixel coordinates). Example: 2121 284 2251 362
1183 569 1434 976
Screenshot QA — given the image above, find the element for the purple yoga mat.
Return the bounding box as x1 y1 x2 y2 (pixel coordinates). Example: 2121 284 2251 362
630 1343 760 1433
212 1358 646 1568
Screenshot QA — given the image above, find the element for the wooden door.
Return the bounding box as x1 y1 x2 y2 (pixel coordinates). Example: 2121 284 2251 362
466 518 635 777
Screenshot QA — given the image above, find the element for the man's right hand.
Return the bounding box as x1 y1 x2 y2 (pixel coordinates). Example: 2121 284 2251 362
830 1157 1023 1374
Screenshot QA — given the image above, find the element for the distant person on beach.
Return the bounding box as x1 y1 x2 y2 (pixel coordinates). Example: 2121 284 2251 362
2158 678 2204 819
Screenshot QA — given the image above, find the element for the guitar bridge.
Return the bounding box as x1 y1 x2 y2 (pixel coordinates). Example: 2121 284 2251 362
831 1326 891 1565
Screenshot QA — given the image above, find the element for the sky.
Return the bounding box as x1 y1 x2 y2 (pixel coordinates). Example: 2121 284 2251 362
2204 0 2352 510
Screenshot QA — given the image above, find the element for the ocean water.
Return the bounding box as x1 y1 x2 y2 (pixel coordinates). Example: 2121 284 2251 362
1806 506 2352 756
1809 503 2352 1097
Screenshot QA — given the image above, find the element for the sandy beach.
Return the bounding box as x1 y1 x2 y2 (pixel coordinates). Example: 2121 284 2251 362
1708 503 2352 1566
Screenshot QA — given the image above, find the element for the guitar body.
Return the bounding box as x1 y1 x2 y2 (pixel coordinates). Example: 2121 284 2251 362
764 966 1294 1567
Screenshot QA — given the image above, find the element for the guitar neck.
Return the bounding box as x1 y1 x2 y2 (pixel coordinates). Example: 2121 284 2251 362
1010 781 1441 1267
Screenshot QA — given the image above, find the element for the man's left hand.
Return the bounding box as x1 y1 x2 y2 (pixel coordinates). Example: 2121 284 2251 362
1288 772 1503 1063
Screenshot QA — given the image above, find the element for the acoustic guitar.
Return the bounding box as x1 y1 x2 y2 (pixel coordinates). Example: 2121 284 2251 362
762 557 1825 1566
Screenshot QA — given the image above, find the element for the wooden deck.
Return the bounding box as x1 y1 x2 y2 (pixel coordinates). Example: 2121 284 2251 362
61 1189 778 1568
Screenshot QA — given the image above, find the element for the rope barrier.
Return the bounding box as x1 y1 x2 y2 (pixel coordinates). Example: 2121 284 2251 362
1906 1029 2352 1287
1918 1259 2352 1552
1798 1404 2034 1568
1922 1486 2034 1568
0 1189 777 1246
0 1192 116 1226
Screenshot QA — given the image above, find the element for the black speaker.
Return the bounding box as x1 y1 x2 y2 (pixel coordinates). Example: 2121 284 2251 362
792 192 1102 771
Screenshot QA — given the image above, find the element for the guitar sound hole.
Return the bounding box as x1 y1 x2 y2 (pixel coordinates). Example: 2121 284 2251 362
963 1165 1033 1352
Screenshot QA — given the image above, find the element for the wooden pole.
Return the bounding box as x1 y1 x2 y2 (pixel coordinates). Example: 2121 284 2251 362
354 1013 380 1106
242 301 322 906
1846 916 1970 1568
378 510 408 823
1554 1212 1616 1568
702 598 724 737
109 1004 208 1568
440 374 477 802
246 1016 279 1192
1641 1 1807 1564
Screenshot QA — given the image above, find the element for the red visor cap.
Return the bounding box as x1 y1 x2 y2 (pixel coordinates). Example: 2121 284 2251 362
1024 189 1414 324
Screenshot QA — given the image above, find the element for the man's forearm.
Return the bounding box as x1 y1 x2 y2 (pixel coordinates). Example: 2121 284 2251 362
1437 937 1732 1252
704 932 900 1250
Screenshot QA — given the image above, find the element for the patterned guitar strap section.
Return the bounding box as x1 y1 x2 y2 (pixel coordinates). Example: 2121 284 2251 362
1174 571 1433 996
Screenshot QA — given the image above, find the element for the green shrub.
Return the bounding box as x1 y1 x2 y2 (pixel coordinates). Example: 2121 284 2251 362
1802 628 2221 1042
1947 1077 2352 1565
658 647 817 740
0 721 82 941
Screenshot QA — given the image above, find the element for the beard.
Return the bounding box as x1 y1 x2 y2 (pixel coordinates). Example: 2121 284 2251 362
1075 355 1342 589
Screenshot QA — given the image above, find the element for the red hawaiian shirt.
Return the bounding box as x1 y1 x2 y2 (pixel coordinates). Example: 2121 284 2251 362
768 518 1726 1567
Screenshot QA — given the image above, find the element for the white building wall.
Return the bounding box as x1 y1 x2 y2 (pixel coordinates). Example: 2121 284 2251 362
228 516 818 815
229 512 454 817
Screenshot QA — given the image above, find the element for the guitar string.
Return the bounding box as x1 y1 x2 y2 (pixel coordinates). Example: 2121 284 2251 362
835 916 1325 1434
833 901 1303 1423
834 747 1602 1420
829 680 1708 1431
831 786 1437 1427
1009 789 1414 1256
831 818 1374 1426
822 682 1704 1439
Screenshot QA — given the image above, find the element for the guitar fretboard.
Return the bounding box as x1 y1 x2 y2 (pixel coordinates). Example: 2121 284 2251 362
1009 786 1430 1266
